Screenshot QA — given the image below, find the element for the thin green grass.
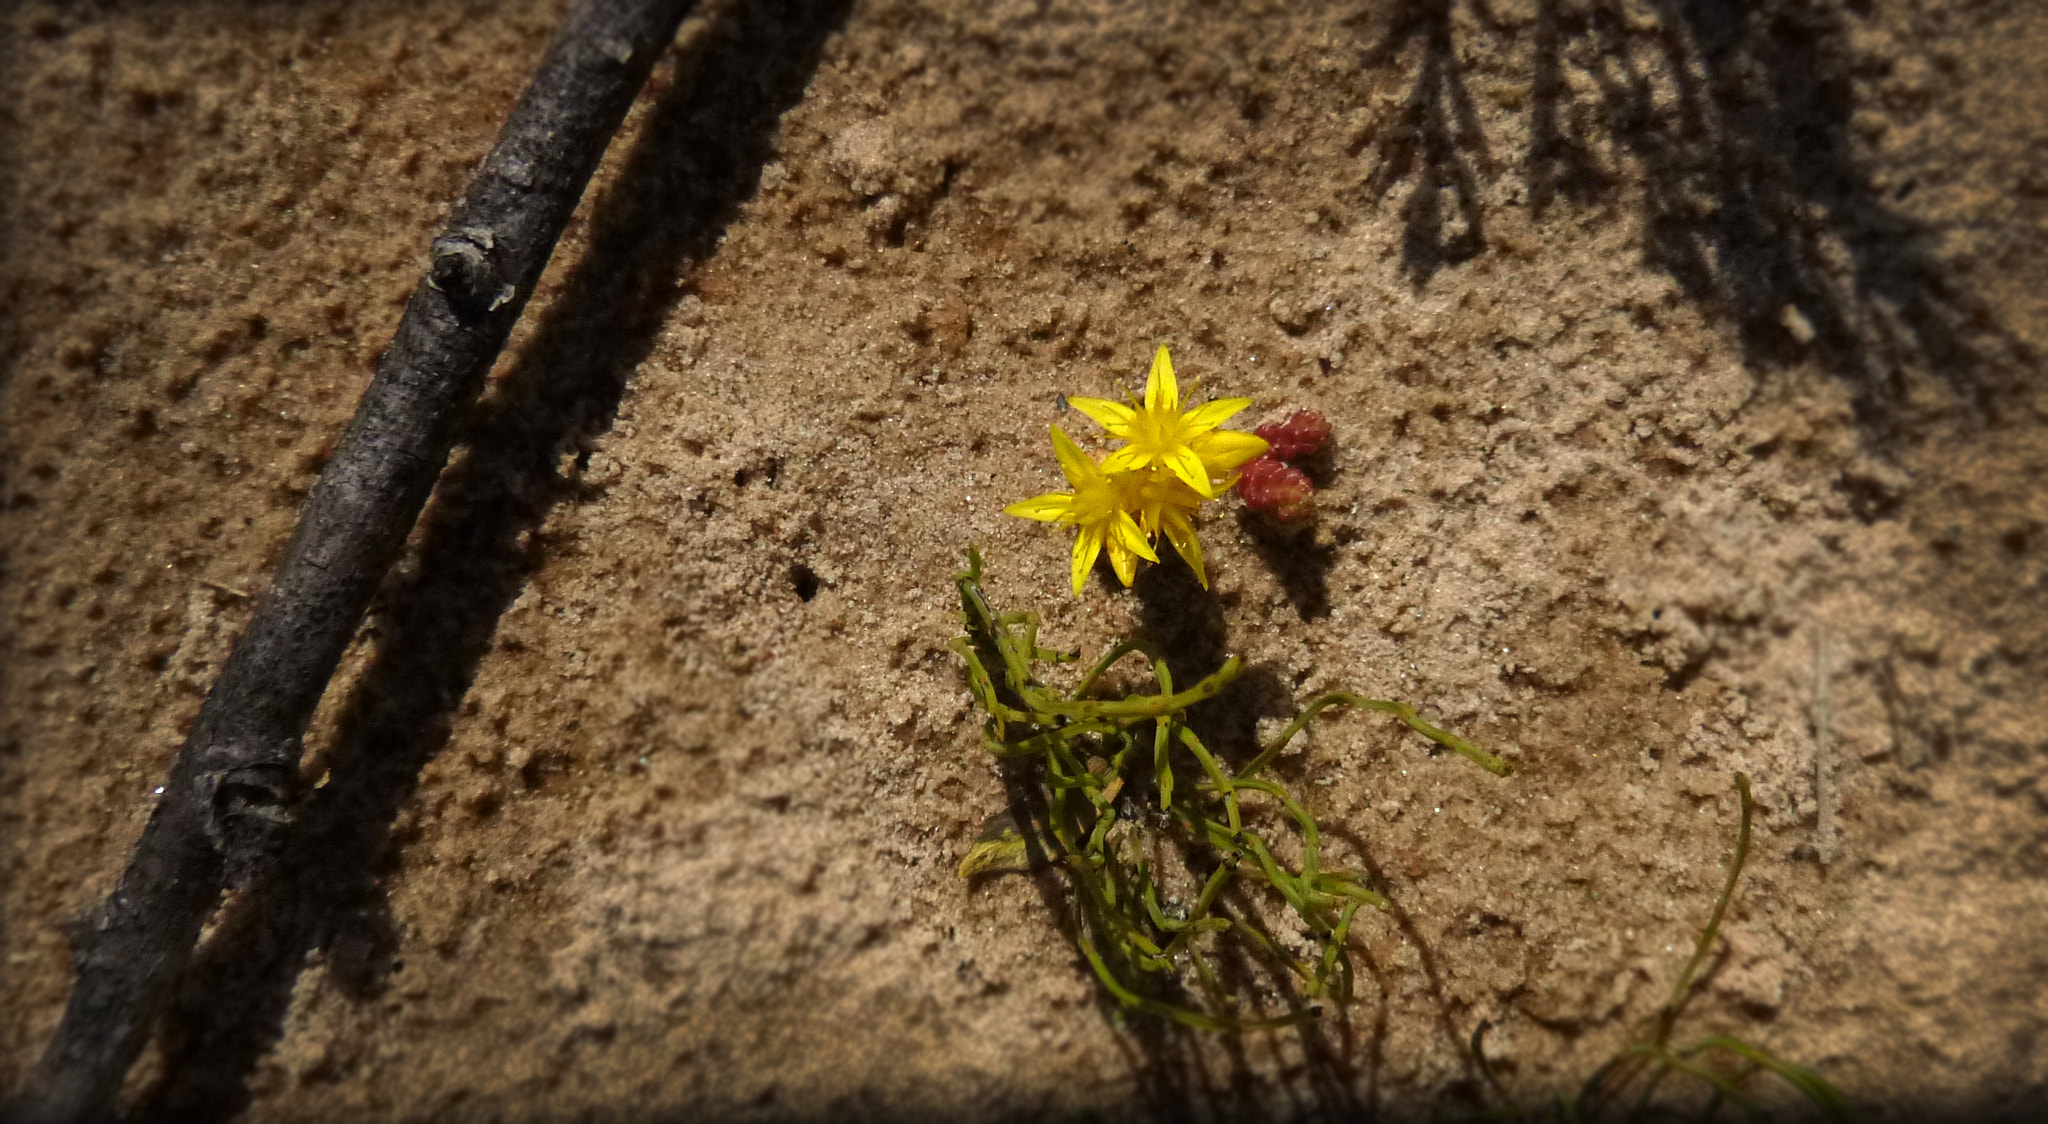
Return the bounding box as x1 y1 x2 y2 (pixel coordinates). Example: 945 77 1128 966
952 550 1848 1120
1473 776 1854 1123
951 548 1507 1031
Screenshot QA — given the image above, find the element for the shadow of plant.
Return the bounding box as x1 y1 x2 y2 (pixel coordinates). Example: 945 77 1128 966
139 1 853 1116
1236 513 1339 622
1362 0 2030 436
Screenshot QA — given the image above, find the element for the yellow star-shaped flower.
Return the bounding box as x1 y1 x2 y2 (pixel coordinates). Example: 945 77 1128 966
1067 345 1269 498
1003 426 1159 596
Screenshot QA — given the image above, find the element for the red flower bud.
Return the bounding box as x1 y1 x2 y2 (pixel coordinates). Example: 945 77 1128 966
1237 454 1315 520
1253 410 1332 461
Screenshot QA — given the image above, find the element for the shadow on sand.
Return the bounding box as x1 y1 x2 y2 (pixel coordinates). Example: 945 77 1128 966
1360 0 2031 438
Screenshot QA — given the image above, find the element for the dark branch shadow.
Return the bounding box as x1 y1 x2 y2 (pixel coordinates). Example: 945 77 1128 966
1363 0 1496 282
1132 554 1231 685
137 1 853 1117
1630 0 2030 434
1364 0 2034 440
1346 936 1396 1119
1527 0 1617 213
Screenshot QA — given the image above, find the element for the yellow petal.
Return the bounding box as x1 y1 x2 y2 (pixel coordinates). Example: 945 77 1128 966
1161 472 1211 509
1163 445 1217 497
1191 428 1269 473
1163 510 1208 589
1066 396 1135 435
1070 524 1105 596
1003 492 1075 523
1100 444 1147 476
1122 466 1189 530
1145 345 1178 412
1112 510 1160 563
1107 538 1139 586
1184 396 1252 433
1048 426 1101 489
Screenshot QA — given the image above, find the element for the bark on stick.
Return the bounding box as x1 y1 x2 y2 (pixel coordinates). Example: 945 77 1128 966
22 1 696 1117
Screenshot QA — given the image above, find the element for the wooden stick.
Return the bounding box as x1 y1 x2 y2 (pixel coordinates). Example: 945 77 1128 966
19 2 696 1117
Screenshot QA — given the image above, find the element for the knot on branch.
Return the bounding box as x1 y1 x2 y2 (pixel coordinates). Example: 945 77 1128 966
428 227 516 319
201 748 301 891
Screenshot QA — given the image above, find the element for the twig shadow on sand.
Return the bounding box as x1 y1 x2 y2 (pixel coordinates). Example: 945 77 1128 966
138 1 854 1117
1360 0 1498 280
1360 0 2033 439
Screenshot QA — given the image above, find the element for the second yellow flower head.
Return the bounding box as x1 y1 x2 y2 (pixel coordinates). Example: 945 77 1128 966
1005 346 1268 595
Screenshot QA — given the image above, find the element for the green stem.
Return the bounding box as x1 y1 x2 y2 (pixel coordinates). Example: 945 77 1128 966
1244 692 1513 778
1026 656 1241 719
1072 638 1159 700
1661 775 1754 1036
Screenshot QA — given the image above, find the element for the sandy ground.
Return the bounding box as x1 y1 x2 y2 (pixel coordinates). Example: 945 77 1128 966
4 0 2046 1120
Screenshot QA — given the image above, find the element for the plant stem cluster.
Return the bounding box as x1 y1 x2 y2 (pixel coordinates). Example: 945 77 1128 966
951 548 1508 1030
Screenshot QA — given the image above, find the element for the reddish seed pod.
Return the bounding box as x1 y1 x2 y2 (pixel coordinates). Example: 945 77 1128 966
1237 454 1315 521
1253 410 1332 461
